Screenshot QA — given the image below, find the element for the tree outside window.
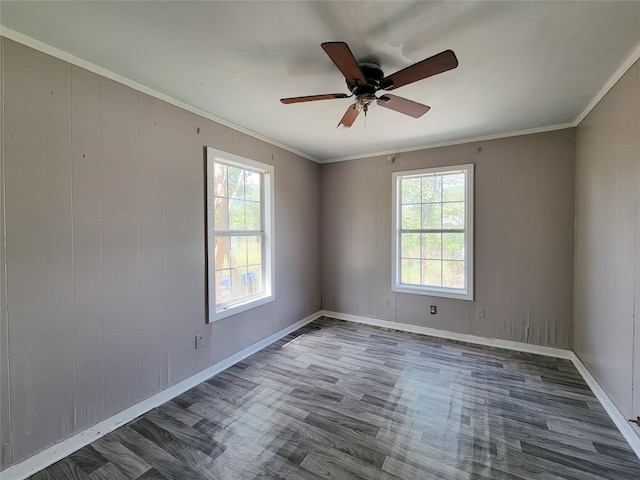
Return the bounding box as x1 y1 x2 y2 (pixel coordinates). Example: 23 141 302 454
206 148 274 321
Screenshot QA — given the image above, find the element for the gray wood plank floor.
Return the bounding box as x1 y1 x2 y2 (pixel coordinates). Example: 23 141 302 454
28 317 640 479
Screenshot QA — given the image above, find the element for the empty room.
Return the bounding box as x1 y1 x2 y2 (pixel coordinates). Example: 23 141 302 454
2 1 640 479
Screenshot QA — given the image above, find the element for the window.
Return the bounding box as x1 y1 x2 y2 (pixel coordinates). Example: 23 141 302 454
392 164 474 300
206 148 274 322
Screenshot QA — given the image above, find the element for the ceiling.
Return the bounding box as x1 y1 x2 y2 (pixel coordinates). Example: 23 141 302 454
1 1 640 162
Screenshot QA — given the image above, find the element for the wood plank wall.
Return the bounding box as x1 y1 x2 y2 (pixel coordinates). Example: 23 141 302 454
574 60 640 428
0 38 321 469
320 130 576 349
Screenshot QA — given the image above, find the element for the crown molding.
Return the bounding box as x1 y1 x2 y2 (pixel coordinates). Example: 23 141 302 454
321 123 575 163
574 38 640 127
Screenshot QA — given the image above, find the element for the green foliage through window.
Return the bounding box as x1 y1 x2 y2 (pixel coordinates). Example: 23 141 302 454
209 151 272 316
393 165 474 300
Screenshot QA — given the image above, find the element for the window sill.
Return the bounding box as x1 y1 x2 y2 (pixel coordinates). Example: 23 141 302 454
211 294 274 322
393 285 473 301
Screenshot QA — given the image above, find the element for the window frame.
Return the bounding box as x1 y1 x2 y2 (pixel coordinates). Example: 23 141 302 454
391 163 474 301
206 147 275 322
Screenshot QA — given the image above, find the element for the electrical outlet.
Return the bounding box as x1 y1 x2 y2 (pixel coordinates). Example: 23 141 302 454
477 307 485 318
384 296 390 306
195 333 204 349
430 305 437 315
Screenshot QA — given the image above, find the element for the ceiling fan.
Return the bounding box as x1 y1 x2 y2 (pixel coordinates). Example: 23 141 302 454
280 42 459 128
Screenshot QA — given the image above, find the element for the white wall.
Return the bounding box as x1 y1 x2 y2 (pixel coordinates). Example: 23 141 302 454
574 59 640 434
321 129 576 349
0 38 321 469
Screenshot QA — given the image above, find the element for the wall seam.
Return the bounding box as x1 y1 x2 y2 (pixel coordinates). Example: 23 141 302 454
97 77 105 417
162 102 168 387
192 114 198 359
136 92 143 401
632 62 639 419
68 62 78 433
0 34 12 469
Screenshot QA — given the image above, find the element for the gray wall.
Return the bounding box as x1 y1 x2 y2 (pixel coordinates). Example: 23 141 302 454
574 59 640 432
0 38 321 469
320 129 576 349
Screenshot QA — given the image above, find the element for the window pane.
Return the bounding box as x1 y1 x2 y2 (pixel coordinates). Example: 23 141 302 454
229 200 245 230
422 260 442 287
214 237 230 270
247 235 262 265
443 233 464 260
422 176 441 204
443 173 465 202
245 171 261 201
251 265 263 293
215 235 264 304
443 202 464 228
401 233 420 259
401 204 421 229
214 163 227 197
233 266 248 298
443 260 465 288
401 178 421 204
227 165 245 200
215 269 232 303
245 201 261 230
401 259 420 285
230 236 248 268
422 233 441 260
422 204 441 229
245 264 261 294
214 197 229 231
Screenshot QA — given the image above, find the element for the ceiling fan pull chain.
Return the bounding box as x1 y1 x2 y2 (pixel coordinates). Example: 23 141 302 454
364 104 368 130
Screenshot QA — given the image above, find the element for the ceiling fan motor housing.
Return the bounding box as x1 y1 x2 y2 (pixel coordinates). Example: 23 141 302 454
348 63 383 93
349 63 384 108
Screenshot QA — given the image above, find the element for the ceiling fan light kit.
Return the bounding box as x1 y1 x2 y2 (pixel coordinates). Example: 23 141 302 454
281 42 458 129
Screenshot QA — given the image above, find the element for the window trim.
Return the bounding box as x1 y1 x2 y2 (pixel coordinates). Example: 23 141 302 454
391 163 474 301
206 147 275 322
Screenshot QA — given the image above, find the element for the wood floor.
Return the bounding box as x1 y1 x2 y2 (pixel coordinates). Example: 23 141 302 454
29 316 640 479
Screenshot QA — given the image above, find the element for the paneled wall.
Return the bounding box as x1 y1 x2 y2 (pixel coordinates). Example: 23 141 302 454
0 38 321 468
320 129 576 349
574 60 640 431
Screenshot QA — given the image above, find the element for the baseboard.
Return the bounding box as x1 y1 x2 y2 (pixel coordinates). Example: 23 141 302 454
319 310 573 359
320 310 640 459
570 352 640 458
1 312 321 480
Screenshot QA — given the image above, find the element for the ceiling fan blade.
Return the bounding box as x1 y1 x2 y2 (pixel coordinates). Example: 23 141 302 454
281 93 349 104
377 94 430 118
381 50 458 91
337 104 360 129
321 42 367 86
